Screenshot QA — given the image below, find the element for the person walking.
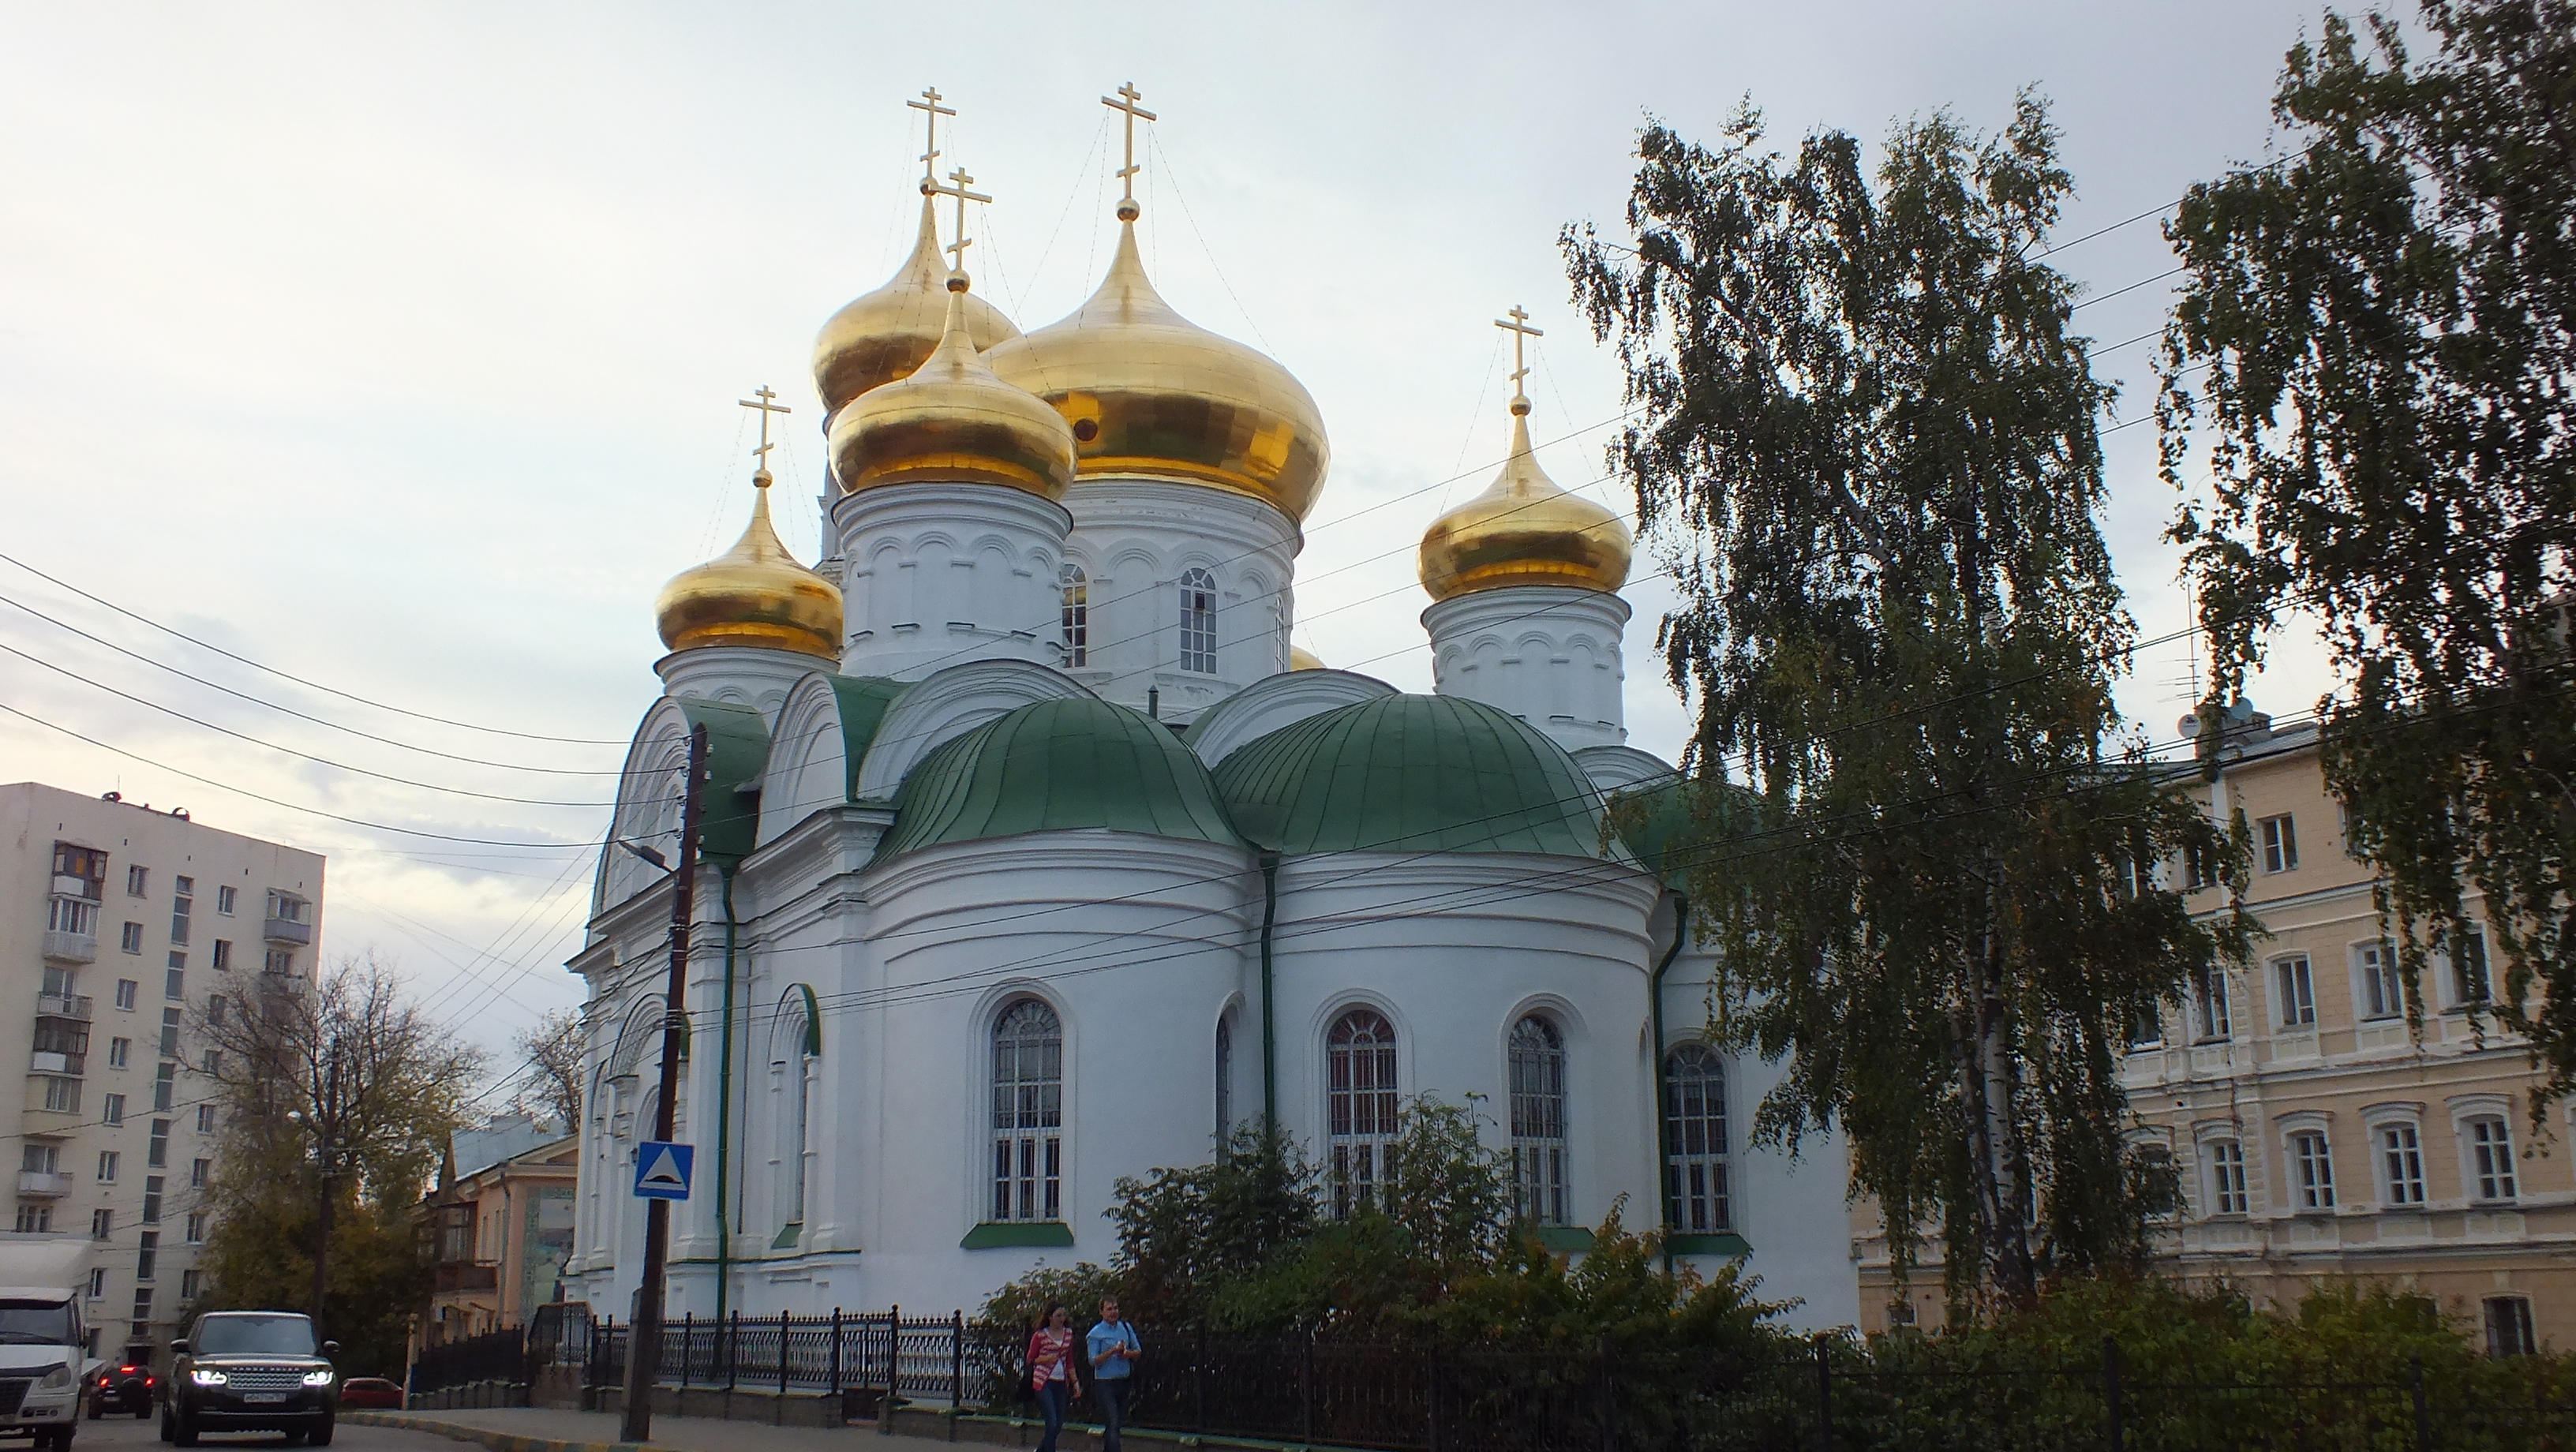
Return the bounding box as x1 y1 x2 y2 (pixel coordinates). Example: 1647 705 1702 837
1086 1297 1142 1452
1026 1303 1081 1452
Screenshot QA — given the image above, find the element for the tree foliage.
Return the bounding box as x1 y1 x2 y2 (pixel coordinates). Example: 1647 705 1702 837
508 1008 585 1134
1563 98 2249 1310
194 954 483 1362
2159 0 2576 1102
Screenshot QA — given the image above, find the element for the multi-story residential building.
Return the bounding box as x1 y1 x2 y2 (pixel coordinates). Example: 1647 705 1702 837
0 781 324 1364
414 1115 577 1349
1852 707 2570 1353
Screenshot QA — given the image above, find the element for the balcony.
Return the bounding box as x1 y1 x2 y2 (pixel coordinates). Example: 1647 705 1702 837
40 931 96 964
262 916 311 946
14 1171 72 1199
28 1050 84 1076
34 994 92 1022
432 1262 500 1294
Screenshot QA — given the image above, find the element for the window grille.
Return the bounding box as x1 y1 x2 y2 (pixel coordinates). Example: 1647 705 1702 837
1507 1016 1568 1226
1214 1016 1233 1138
2468 1117 2517 1201
2290 1131 2336 1209
1663 1043 1730 1233
1327 1009 1398 1218
2379 1123 2427 1204
990 1000 1063 1223
1179 567 1218 674
1060 564 1088 667
2485 1297 2537 1357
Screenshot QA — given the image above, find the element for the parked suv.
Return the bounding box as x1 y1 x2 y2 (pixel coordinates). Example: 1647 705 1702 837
160 1312 337 1447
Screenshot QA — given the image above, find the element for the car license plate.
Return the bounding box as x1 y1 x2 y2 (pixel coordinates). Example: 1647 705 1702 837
245 1394 286 1404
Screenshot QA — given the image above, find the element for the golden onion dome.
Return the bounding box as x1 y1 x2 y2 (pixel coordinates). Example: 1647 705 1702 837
811 196 1022 418
829 277 1076 500
654 473 844 658
1287 646 1326 672
984 219 1331 522
1419 398 1632 602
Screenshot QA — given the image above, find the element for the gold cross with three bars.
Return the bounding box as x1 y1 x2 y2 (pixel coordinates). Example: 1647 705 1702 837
1495 305 1543 399
739 386 792 473
1101 81 1157 212
906 86 955 194
925 165 992 276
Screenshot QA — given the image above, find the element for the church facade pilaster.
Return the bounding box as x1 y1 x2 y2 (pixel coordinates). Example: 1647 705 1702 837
1423 585 1631 752
1060 477 1300 724
832 481 1073 679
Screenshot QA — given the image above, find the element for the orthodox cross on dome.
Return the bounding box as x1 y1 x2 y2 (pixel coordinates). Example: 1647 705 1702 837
925 165 992 280
1494 305 1544 406
906 86 956 194
1101 81 1157 219
739 386 792 477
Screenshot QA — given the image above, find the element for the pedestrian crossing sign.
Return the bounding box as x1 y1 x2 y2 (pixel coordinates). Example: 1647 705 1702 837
634 1141 694 1200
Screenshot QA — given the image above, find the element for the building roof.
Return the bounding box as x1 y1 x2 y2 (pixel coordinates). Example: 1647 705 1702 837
1211 694 1626 859
877 696 1245 858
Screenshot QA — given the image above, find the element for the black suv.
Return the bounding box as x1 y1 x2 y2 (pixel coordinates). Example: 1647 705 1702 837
160 1312 337 1447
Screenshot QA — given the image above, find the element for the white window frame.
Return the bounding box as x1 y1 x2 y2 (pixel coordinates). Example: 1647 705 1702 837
2354 940 2402 1022
2203 1139 2249 1216
1325 1006 1399 1219
2259 813 2299 873
1506 1015 1570 1227
2279 1116 2338 1211
1663 1042 1731 1235
2191 967 2232 1043
2273 955 2316 1027
1059 563 1089 668
2484 1297 2537 1357
2448 925 2492 1011
989 998 1064 1225
1214 1012 1234 1140
768 990 816 1233
1178 567 1219 675
2366 1108 2428 1207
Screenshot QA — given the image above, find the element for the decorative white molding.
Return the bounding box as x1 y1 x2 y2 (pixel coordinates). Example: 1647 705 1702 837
832 481 1073 679
758 672 876 848
852 658 1094 801
1061 477 1302 723
595 697 701 919
1424 586 1632 752
1182 667 1399 770
1573 744 1676 793
654 646 828 730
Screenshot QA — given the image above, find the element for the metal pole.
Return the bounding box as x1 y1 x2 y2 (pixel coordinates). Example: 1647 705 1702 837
728 1309 740 1392
680 1311 693 1389
2411 1356 2429 1452
829 1308 842 1405
2103 1338 2122 1452
782 1310 793 1395
950 1311 964 1409
619 723 710 1443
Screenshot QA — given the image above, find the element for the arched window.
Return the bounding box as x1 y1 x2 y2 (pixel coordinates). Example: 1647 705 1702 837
1662 1043 1729 1233
1060 564 1089 668
1179 567 1218 674
1507 1016 1568 1226
1327 1009 1398 1218
770 991 816 1232
1215 1014 1234 1140
992 1000 1064 1223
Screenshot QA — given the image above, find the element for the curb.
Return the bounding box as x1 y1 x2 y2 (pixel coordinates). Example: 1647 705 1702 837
343 1412 648 1452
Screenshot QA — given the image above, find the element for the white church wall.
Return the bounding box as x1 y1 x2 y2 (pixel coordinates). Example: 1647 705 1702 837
1060 477 1299 724
653 645 823 730
1180 667 1398 772
832 482 1072 679
850 659 1091 800
1424 586 1632 753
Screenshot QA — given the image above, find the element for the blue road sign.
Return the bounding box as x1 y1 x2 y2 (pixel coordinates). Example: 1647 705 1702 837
634 1140 694 1200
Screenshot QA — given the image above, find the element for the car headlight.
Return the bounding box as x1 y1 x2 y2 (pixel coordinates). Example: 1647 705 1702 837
190 1369 227 1387
37 1367 72 1391
302 1370 335 1387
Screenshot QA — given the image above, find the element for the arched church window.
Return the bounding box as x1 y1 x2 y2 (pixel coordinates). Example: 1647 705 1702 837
1507 1015 1568 1226
992 999 1064 1222
1326 1008 1398 1218
1179 567 1218 675
1215 1014 1234 1140
770 991 815 1232
1663 1042 1730 1233
1060 564 1089 668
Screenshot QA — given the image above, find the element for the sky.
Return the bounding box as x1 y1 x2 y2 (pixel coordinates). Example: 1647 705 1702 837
0 1 2350 1089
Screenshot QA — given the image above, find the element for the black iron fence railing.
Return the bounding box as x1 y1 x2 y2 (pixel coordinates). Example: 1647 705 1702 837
405 1312 2576 1452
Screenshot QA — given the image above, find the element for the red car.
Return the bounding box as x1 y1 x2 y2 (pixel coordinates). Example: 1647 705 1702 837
335 1379 402 1411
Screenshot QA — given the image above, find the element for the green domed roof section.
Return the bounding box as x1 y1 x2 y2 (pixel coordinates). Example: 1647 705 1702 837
1606 776 1750 888
824 675 910 803
878 697 1247 859
676 698 771 863
1213 694 1627 859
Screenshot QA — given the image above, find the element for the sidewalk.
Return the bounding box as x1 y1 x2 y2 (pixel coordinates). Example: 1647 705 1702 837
346 1407 958 1452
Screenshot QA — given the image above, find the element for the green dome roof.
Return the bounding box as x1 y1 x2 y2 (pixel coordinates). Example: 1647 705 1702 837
1606 776 1748 888
1212 694 1624 859
878 697 1246 859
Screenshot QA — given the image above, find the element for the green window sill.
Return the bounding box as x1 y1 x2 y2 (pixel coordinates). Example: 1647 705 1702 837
1535 1226 1597 1253
1666 1231 1751 1257
961 1222 1074 1249
771 1222 803 1250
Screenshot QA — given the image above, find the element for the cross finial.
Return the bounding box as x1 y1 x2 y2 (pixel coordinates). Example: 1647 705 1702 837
1494 305 1544 406
925 164 993 283
739 386 792 477
905 86 957 194
1101 81 1158 219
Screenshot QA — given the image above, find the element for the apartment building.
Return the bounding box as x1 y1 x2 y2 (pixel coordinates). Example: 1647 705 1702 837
1852 709 2570 1352
2 781 325 1364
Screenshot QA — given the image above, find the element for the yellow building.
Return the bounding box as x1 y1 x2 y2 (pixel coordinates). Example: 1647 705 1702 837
1855 709 2569 1354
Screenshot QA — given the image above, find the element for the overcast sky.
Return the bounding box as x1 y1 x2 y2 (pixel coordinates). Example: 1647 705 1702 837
0 1 2349 1085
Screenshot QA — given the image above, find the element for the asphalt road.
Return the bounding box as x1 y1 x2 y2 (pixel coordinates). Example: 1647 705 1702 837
68 1407 461 1452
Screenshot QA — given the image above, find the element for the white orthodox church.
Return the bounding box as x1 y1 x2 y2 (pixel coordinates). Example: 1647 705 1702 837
564 90 1856 1334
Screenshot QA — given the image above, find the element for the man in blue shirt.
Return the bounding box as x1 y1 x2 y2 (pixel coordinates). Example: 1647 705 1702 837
1086 1297 1141 1452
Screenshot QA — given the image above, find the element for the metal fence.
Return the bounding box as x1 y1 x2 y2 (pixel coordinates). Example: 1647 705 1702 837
410 1315 2576 1452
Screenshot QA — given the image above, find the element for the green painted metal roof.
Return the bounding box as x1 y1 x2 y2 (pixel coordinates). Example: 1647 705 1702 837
1211 694 1624 859
823 675 909 803
1605 776 1749 889
676 698 771 862
877 696 1247 858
